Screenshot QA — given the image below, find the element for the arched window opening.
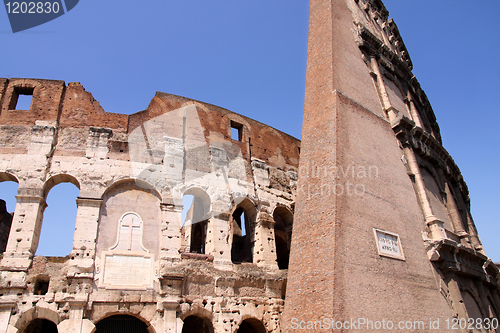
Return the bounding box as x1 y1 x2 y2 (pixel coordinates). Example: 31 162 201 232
461 291 485 323
37 182 79 256
231 199 256 264
486 297 499 320
181 190 210 254
236 318 267 333
181 315 213 333
181 195 194 228
21 318 58 333
95 315 148 333
0 179 18 253
190 222 205 254
273 206 293 269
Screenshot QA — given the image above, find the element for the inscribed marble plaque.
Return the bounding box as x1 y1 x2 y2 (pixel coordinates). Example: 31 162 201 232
101 252 154 289
373 228 405 260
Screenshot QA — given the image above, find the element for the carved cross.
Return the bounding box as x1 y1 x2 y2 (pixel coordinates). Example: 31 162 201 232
120 213 141 250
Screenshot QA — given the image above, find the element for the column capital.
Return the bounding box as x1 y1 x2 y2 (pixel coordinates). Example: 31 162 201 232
76 197 103 207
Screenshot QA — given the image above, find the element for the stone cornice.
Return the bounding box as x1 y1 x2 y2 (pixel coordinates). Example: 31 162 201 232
392 116 471 204
427 239 499 286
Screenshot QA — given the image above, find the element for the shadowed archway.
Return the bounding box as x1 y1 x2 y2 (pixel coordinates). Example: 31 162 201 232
181 315 214 333
21 319 58 333
94 315 149 333
236 318 267 333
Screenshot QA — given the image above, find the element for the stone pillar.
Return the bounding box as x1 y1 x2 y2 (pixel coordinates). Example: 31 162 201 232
465 210 483 252
370 56 398 122
283 0 455 329
182 218 192 253
442 183 471 245
474 279 493 319
408 98 424 129
253 211 277 269
209 212 232 269
0 302 15 333
265 299 283 333
1 189 46 271
204 213 215 256
160 202 181 262
163 300 179 333
403 146 446 240
68 198 102 277
57 301 94 333
444 273 468 320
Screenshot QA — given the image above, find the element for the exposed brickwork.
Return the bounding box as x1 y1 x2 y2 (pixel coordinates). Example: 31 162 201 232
0 77 298 333
0 1 498 332
283 0 499 331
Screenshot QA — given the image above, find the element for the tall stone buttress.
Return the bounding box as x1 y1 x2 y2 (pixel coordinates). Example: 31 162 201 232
283 0 499 331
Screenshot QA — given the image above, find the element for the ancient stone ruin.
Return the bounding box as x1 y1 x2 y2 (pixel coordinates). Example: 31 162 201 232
0 0 498 332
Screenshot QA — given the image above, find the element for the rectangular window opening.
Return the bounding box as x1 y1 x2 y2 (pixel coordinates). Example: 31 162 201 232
10 87 34 110
230 121 243 141
34 277 49 295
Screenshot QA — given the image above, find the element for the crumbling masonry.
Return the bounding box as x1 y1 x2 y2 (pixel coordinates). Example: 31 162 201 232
0 0 499 332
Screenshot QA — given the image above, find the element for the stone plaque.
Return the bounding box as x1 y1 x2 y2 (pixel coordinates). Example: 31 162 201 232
101 252 154 289
373 228 405 260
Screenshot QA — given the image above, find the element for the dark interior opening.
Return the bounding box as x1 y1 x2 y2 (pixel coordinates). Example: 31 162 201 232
231 207 253 263
34 276 50 295
95 315 148 333
181 315 213 333
236 319 267 333
22 319 58 333
190 220 207 254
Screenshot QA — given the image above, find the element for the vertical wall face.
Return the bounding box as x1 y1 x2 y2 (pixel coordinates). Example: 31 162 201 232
0 78 300 333
283 0 499 330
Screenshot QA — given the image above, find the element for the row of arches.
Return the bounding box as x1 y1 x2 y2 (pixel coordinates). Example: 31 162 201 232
182 191 293 268
18 314 267 333
0 172 294 268
0 176 79 256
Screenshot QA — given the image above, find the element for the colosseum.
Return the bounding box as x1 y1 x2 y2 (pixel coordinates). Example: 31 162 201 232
0 0 498 332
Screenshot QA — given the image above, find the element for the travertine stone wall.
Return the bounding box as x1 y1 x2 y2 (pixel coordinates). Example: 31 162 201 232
0 78 298 333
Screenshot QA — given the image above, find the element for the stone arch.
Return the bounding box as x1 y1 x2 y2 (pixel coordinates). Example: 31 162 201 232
183 101 210 115
179 306 214 322
235 317 267 333
101 178 162 202
36 174 80 256
20 319 58 333
42 174 80 198
92 314 155 333
182 187 211 221
0 172 18 253
259 127 281 140
272 205 293 269
0 172 19 183
231 197 257 263
461 289 485 321
180 314 214 333
419 166 453 231
181 187 211 254
15 307 61 332
486 296 499 319
96 179 162 258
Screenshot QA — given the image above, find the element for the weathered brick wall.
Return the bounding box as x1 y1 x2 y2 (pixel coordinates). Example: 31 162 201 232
0 78 299 333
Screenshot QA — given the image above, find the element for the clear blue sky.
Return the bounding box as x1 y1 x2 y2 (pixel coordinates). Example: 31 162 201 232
0 1 498 261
